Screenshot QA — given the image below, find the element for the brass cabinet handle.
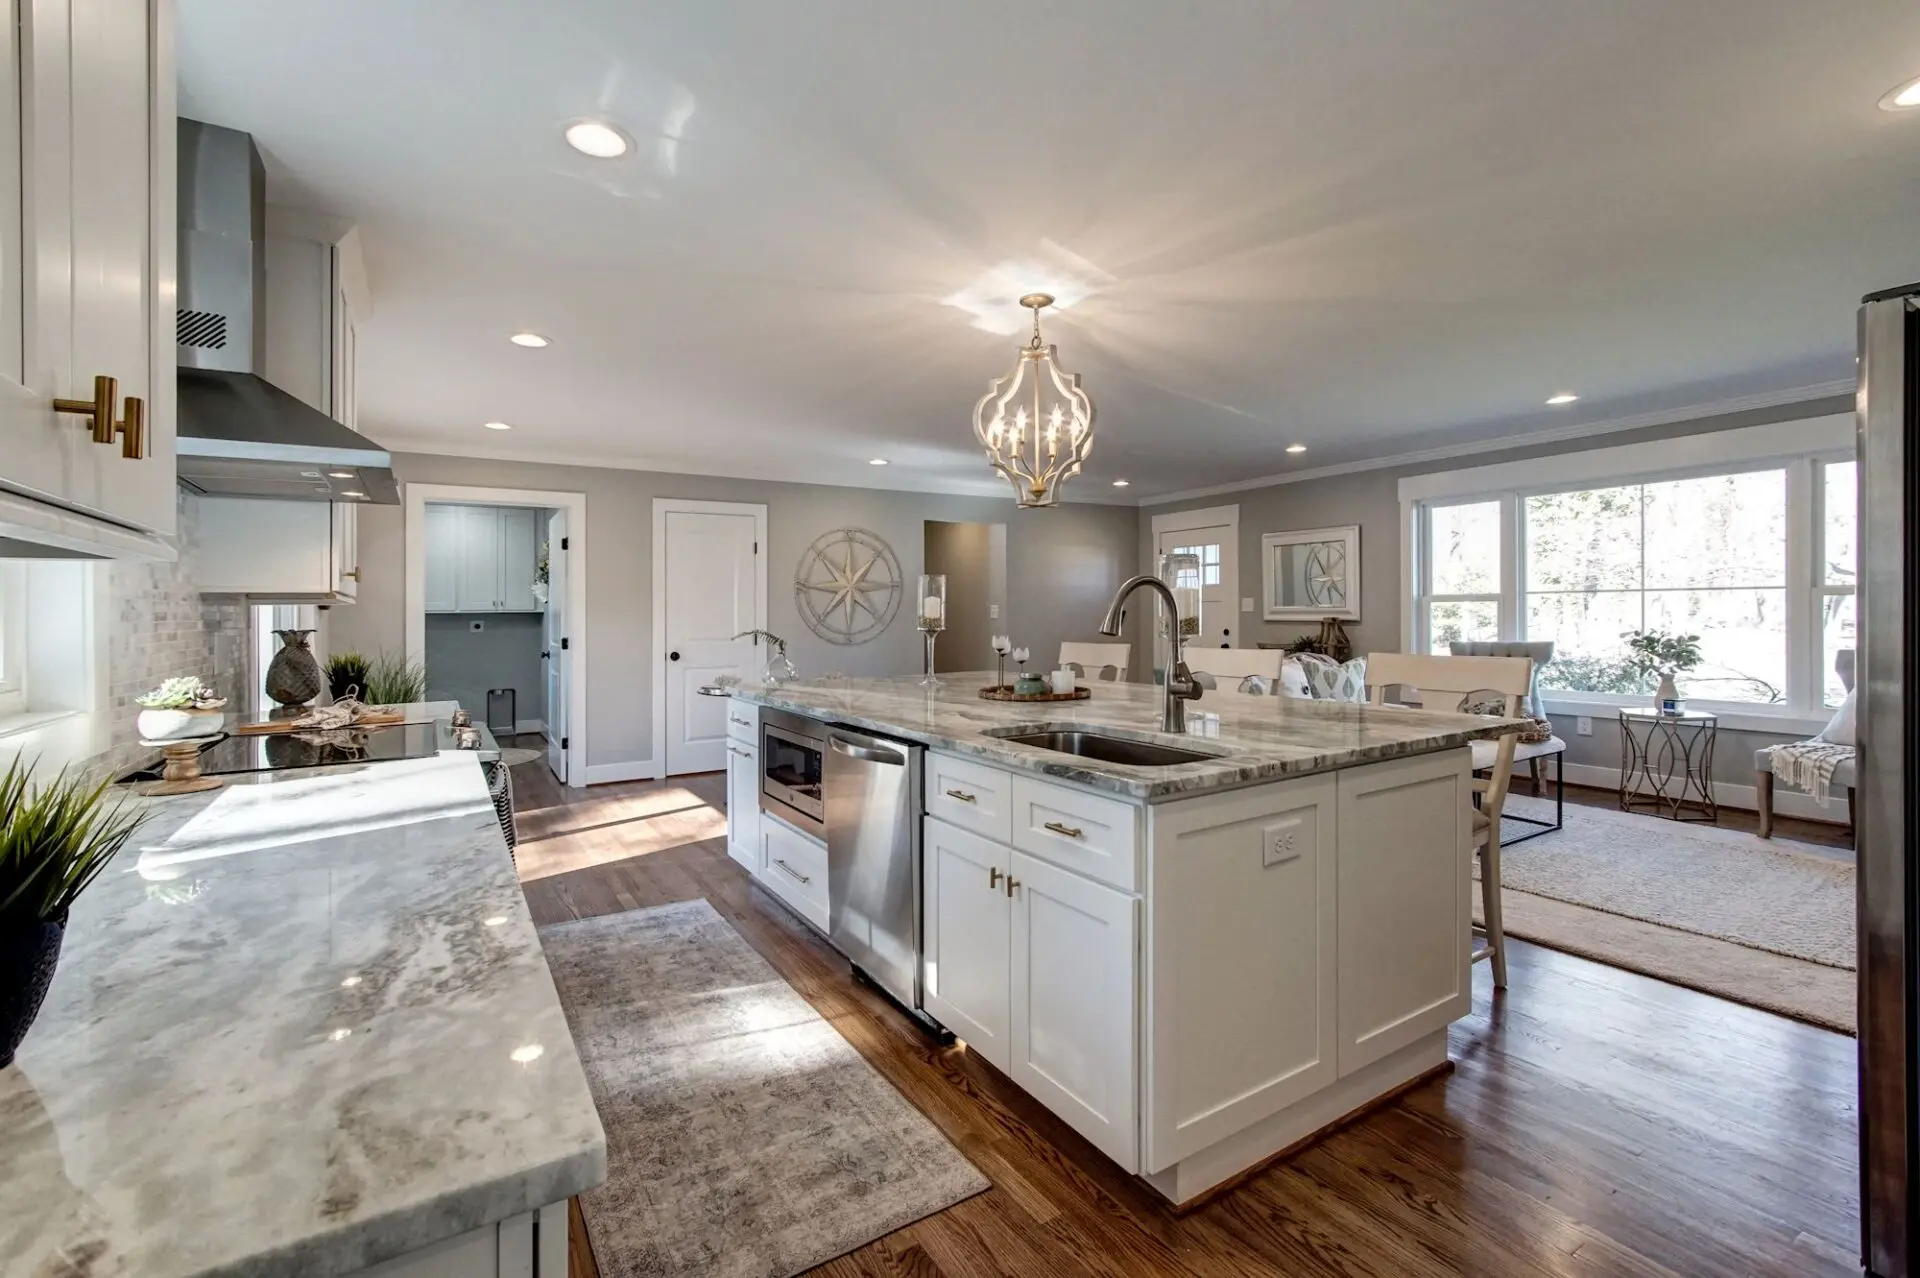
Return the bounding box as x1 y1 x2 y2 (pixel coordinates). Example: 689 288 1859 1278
944 788 978 803
53 374 144 459
342 568 361 581
774 858 811 885
1005 875 1020 898
988 866 1002 889
1042 821 1084 839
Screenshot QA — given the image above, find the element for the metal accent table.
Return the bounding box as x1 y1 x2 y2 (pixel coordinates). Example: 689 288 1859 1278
1618 708 1718 822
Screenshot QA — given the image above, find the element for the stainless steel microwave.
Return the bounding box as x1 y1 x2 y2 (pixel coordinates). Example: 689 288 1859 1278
759 707 826 838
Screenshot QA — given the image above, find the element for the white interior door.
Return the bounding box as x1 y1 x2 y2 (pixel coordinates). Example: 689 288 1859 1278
660 502 764 776
544 509 568 783
1153 505 1241 653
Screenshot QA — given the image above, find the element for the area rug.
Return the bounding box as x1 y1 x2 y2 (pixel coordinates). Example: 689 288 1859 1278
538 899 989 1278
496 746 544 767
1478 799 1855 1034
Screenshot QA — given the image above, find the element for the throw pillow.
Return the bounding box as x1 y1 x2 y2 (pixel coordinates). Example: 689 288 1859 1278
1276 655 1317 699
1817 688 1857 746
1304 656 1368 704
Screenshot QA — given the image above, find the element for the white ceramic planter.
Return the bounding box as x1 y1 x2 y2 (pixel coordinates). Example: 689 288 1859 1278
137 708 225 742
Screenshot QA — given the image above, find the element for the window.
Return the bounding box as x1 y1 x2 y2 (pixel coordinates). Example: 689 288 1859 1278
1419 501 1501 653
1171 542 1222 587
1402 415 1854 727
0 563 25 718
1818 459 1856 707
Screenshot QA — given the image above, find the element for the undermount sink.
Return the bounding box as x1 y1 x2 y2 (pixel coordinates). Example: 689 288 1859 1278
990 729 1222 768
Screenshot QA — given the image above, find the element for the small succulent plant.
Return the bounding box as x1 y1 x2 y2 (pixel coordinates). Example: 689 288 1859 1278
134 677 226 711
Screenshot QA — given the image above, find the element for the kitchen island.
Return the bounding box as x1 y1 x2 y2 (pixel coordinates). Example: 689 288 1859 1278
725 674 1524 1204
0 751 604 1278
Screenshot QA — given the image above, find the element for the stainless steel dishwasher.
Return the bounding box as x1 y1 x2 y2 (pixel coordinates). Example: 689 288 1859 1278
824 724 940 1031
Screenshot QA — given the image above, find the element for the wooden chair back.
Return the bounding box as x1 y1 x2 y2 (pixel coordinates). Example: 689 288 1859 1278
1185 648 1282 692
1366 652 1534 819
1059 642 1130 682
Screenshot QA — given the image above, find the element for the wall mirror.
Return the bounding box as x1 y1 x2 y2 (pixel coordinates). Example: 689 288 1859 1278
1261 525 1360 621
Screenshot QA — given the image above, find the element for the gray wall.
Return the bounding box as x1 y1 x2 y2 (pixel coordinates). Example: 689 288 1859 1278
332 454 1139 770
1141 395 1853 773
424 612 545 729
925 520 1004 674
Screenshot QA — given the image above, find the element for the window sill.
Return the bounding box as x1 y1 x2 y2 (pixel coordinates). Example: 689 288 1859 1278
0 708 82 740
1540 696 1830 738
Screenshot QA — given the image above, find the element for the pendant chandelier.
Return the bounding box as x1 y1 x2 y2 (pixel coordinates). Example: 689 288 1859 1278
971 293 1096 508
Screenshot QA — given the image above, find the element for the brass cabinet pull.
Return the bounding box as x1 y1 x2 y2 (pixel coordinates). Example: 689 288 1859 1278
1005 875 1020 898
774 858 811 885
53 374 145 459
342 568 361 581
1042 821 1084 839
944 788 978 803
988 866 1002 889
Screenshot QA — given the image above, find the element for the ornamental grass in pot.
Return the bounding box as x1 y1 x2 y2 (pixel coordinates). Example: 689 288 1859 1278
1 759 146 1068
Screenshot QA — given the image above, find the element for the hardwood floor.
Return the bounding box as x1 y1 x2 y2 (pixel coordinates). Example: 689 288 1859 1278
510 763 1861 1278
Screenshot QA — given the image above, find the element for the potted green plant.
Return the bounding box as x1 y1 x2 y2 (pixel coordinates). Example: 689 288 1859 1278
134 676 227 741
362 652 428 707
325 650 371 702
1 760 146 1066
1623 629 1703 714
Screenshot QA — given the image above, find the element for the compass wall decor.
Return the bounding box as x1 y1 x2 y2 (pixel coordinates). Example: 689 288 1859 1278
794 528 904 645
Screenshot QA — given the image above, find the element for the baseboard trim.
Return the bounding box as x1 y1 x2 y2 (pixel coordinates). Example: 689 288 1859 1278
579 759 660 786
512 718 545 736
1556 761 1850 827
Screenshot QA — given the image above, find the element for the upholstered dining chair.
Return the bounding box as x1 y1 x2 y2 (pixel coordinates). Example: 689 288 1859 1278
1366 651 1534 990
1448 640 1563 800
1058 641 1130 683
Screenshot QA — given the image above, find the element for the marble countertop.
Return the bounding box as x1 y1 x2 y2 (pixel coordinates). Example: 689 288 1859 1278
1 752 605 1278
731 673 1531 801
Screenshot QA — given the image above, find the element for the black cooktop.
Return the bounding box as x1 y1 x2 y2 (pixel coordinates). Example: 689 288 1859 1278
121 722 442 781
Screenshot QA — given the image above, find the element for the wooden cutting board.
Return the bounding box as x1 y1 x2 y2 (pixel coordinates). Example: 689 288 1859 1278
232 709 408 736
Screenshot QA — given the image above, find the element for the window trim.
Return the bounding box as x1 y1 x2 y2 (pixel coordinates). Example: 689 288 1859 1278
1399 415 1854 732
0 562 26 718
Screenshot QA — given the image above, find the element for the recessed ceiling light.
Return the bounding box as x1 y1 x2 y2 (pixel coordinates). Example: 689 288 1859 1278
1285 444 1307 454
564 120 630 158
327 470 354 479
483 421 513 431
1546 392 1579 406
509 332 549 348
1111 479 1130 487
1880 75 1920 111
869 458 888 466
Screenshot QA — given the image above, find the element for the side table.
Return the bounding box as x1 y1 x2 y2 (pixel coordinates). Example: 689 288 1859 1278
1618 708 1718 822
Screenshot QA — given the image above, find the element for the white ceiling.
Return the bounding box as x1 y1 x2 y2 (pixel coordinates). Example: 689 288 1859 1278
178 1 1920 503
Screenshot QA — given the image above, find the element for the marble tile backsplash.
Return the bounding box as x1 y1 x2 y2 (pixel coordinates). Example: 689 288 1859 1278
87 489 250 781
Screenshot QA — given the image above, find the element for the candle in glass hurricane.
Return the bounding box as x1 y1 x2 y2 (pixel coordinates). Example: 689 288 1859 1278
917 574 947 684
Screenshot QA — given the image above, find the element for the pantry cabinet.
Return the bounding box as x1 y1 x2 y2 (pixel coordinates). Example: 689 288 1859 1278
0 0 177 547
426 504 543 612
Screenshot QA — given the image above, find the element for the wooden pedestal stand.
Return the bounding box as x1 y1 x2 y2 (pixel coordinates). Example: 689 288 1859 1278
138 737 225 797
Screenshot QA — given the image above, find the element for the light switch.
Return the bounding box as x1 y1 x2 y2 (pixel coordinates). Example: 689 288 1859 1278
1241 597 1255 613
1263 814 1308 867
989 604 999 619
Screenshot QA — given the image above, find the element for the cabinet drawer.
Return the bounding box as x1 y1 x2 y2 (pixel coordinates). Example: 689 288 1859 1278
1010 775 1141 892
926 752 1014 844
727 701 760 744
760 818 829 932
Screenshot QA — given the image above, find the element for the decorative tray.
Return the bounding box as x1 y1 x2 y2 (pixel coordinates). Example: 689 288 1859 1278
233 709 407 736
978 685 1091 703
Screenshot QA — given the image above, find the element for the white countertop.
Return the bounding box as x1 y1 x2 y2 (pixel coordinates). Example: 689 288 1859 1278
0 752 605 1278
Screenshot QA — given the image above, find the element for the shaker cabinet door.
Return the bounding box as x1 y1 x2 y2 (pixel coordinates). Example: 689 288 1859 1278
423 505 461 611
725 739 760 872
455 505 504 611
499 506 540 611
921 817 1011 1074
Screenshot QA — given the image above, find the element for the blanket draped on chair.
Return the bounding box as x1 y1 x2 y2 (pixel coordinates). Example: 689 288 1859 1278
1769 742 1855 805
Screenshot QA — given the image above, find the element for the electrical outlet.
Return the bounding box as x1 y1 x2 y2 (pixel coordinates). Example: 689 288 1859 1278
1263 814 1308 867
1576 715 1593 736
469 619 485 632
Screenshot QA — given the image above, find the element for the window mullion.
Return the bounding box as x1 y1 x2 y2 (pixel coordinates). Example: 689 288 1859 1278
1786 459 1816 716
1501 493 1521 641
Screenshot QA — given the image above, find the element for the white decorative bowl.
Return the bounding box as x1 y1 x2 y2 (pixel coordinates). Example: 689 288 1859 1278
137 708 225 742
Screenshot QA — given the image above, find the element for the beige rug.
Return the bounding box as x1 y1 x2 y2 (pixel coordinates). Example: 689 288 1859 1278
539 900 988 1277
1480 800 1855 1034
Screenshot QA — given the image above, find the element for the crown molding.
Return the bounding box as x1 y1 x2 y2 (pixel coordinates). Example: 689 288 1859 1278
1136 378 1856 507
368 435 1142 507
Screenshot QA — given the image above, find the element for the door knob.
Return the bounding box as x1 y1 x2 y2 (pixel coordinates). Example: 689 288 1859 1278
53 374 145 459
669 651 681 661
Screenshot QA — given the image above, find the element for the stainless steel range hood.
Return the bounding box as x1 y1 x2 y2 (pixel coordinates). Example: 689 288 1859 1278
176 119 398 503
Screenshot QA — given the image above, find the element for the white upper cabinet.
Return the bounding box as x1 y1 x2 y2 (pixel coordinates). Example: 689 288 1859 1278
262 207 366 431
427 503 544 612
197 497 359 601
0 0 176 547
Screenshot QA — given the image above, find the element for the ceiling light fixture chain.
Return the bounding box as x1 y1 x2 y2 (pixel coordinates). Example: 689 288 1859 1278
971 292 1096 508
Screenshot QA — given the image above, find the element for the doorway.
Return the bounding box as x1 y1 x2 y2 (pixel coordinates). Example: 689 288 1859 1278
404 483 588 788
1150 505 1240 650
651 498 768 777
923 520 1006 673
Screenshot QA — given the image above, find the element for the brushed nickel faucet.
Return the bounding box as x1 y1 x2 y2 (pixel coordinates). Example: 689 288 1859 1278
1098 575 1202 733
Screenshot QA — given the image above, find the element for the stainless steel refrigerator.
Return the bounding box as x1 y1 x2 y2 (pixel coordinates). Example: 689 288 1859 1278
1859 281 1920 1277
